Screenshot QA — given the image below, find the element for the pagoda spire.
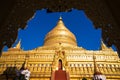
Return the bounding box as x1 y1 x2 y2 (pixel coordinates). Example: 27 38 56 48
57 16 64 25
59 16 62 20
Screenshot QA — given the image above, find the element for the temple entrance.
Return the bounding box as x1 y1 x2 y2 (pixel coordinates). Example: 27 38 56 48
51 59 69 80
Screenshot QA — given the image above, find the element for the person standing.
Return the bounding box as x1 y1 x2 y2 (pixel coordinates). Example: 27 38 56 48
21 67 31 80
93 72 106 80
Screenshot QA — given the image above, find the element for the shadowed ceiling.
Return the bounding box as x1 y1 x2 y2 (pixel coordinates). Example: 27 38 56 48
0 0 120 57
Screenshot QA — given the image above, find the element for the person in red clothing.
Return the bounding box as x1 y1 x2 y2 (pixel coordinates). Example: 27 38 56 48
51 59 70 80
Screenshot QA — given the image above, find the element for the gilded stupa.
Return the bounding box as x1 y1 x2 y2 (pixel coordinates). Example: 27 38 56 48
0 17 120 80
44 16 77 47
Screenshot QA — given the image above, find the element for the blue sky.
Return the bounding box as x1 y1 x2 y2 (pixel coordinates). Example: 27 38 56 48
4 9 116 51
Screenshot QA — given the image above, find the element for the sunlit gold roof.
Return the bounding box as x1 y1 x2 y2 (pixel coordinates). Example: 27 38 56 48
44 17 77 47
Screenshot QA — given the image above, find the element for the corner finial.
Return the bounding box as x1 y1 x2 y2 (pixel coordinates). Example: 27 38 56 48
100 39 112 50
16 39 21 49
100 39 106 50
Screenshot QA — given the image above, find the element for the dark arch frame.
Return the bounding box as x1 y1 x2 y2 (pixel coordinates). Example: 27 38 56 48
0 0 120 57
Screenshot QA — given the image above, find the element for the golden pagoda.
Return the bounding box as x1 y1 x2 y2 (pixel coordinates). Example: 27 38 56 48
0 17 120 80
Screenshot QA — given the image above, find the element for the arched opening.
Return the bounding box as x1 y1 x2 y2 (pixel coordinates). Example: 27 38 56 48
58 59 63 70
3 9 110 51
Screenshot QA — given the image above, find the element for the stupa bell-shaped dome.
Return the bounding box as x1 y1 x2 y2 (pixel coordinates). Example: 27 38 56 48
44 17 77 47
